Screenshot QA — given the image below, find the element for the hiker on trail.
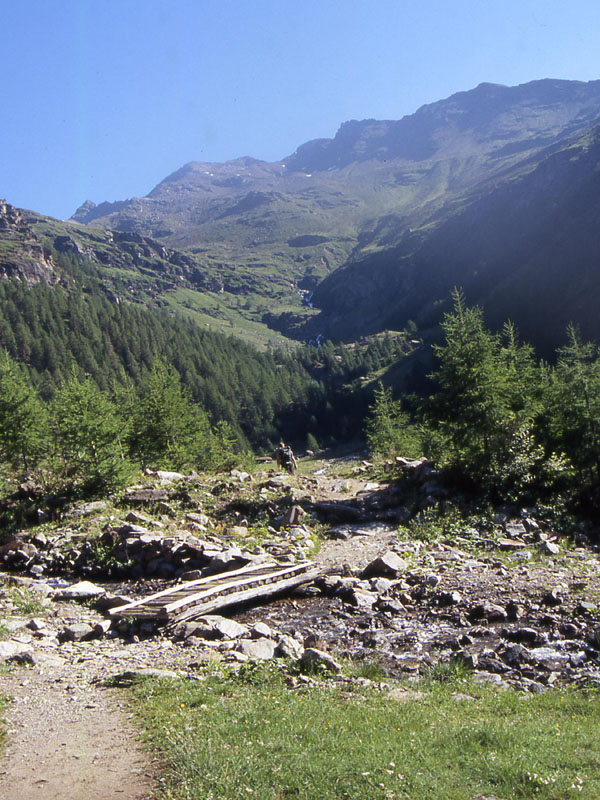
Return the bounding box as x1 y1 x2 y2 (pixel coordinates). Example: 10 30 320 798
276 441 297 474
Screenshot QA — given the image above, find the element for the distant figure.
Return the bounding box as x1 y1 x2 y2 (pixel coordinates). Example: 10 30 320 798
276 441 297 474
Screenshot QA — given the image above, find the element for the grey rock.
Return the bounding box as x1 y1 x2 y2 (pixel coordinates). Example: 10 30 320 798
348 589 377 609
300 647 342 674
369 577 393 594
377 598 406 614
361 551 407 579
437 590 462 606
93 620 112 637
501 644 533 667
26 617 46 631
473 671 509 688
96 594 133 612
453 650 478 669
528 647 570 670
203 616 249 639
542 589 562 607
53 580 106 601
60 623 95 642
538 540 560 555
237 638 277 660
156 470 184 484
576 601 598 616
276 634 304 660
0 641 33 662
251 622 273 639
470 601 507 622
111 668 182 684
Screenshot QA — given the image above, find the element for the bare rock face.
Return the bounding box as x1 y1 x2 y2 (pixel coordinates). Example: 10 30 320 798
0 200 61 284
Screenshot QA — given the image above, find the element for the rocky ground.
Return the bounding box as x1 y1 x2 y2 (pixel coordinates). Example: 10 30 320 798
1 456 600 797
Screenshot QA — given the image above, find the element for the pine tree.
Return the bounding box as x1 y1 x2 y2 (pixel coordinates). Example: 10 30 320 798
51 371 131 491
545 325 600 492
365 382 421 459
424 289 542 491
0 352 48 473
129 360 212 470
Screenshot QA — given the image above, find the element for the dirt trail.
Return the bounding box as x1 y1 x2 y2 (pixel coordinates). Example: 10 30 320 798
0 665 156 800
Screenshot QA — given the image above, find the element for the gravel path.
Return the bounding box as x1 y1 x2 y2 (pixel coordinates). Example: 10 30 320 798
0 664 157 800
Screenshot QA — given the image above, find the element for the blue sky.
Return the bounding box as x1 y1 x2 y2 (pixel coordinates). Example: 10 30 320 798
2 0 600 220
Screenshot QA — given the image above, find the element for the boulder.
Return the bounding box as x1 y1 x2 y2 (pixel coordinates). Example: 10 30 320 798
60 623 95 642
0 641 33 662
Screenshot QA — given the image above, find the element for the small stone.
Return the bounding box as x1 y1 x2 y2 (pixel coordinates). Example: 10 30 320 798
377 598 405 614
499 537 527 550
203 616 249 640
276 634 304 660
538 540 560 555
453 650 478 669
470 601 507 622
251 622 273 639
0 641 33 662
576 601 597 616
53 581 106 601
155 470 184 484
369 577 393 593
361 551 407 579
26 618 46 631
348 589 377 609
542 589 562 607
111 668 182 684
93 620 112 637
437 590 462 606
559 622 580 638
60 623 95 642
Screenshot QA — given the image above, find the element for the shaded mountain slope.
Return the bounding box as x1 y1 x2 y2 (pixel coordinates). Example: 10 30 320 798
307 123 600 353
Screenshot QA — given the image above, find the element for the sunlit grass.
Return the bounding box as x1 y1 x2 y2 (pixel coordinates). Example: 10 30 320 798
131 664 600 799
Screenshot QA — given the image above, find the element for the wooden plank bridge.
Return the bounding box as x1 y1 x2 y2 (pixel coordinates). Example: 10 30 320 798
109 561 320 625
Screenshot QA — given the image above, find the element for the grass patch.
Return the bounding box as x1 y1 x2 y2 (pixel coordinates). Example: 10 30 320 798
130 667 600 799
6 586 48 616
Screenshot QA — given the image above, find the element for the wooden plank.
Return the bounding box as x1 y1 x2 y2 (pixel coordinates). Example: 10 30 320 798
109 561 278 616
109 561 319 622
167 567 321 624
161 564 313 616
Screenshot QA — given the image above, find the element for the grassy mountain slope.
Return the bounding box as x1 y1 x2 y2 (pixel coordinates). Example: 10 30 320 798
66 79 600 349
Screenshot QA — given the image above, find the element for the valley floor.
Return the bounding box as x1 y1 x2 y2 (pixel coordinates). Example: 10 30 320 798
1 456 600 797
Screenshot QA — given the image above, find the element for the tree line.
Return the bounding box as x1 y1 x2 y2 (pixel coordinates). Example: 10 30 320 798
0 280 406 452
0 354 240 494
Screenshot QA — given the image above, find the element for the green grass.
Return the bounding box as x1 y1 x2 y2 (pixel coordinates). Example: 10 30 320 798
6 586 48 616
130 665 600 799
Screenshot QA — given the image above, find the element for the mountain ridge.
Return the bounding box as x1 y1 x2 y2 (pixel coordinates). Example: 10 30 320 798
11 78 600 354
